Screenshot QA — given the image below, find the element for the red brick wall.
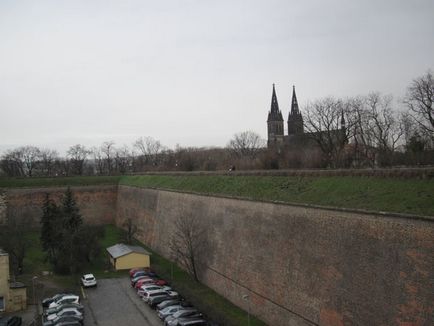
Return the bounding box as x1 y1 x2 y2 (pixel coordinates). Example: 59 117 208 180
4 184 433 325
4 186 118 226
116 185 434 326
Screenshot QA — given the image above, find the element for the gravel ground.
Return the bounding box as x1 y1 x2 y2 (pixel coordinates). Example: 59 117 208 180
82 277 162 326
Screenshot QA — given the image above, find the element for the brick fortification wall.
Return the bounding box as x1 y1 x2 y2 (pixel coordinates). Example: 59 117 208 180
116 185 434 326
3 184 433 325
3 186 118 226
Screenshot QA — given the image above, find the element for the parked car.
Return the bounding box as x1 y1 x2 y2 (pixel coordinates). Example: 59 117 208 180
177 318 208 326
44 303 84 317
134 278 154 289
42 293 71 308
0 316 22 326
42 315 83 326
48 295 80 309
143 290 169 303
154 279 168 286
46 308 82 322
80 274 97 288
131 275 150 287
54 322 82 326
148 294 173 309
165 309 201 326
156 298 193 310
137 285 162 297
129 268 144 277
131 270 147 279
158 305 186 319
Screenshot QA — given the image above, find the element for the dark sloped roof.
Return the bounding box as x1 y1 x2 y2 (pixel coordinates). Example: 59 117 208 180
10 281 26 289
106 243 150 259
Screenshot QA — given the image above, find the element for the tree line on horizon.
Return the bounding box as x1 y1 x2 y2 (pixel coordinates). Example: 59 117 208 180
1 70 433 176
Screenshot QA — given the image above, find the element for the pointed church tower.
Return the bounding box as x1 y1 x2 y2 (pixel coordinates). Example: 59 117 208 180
267 84 284 146
287 85 304 135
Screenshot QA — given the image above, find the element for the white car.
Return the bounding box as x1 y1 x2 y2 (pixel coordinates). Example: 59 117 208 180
48 295 80 309
137 285 162 297
46 307 82 321
143 290 169 303
81 273 97 288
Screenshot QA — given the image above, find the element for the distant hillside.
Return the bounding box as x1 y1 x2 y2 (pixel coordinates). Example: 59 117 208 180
120 175 434 217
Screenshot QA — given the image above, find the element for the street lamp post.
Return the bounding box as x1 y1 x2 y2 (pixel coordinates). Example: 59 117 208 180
32 276 37 305
242 294 251 326
32 275 39 317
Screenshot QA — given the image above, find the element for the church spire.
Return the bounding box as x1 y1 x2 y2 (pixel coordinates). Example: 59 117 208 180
271 83 280 113
287 85 304 135
291 85 300 114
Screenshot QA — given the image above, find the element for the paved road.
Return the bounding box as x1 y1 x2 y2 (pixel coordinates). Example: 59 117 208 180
82 277 162 326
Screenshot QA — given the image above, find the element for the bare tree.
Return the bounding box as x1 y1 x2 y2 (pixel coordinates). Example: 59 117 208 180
134 136 163 167
0 146 42 177
20 146 41 177
67 144 90 175
0 149 25 177
122 218 138 244
101 141 115 175
91 146 105 175
169 214 207 282
303 97 350 167
39 148 58 176
227 131 265 159
348 96 376 167
365 93 404 165
404 70 434 133
0 216 32 275
114 145 132 174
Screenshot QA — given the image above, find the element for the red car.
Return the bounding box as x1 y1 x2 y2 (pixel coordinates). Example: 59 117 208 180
134 278 154 289
154 279 168 286
129 267 153 278
129 268 143 278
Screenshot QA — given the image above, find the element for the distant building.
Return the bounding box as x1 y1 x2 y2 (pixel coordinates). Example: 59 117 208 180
0 249 27 312
266 84 346 150
106 243 151 270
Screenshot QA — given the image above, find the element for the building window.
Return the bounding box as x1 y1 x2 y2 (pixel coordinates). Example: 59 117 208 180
0 296 4 311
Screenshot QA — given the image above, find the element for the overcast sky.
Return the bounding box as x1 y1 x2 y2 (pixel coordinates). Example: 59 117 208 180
1 0 433 155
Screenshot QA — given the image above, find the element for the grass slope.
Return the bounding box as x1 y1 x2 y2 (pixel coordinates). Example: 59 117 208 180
120 175 434 216
0 176 121 188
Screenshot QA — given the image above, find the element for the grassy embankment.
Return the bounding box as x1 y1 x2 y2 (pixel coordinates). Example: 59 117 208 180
2 174 433 216
0 176 121 188
120 175 434 216
18 225 264 326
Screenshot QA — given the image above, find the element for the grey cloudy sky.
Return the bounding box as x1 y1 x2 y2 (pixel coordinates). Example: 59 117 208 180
1 0 433 155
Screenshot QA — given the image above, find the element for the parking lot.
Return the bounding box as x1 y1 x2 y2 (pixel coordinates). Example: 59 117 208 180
82 277 162 326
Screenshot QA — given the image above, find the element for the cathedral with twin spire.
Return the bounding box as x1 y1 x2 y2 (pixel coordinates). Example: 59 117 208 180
267 84 305 148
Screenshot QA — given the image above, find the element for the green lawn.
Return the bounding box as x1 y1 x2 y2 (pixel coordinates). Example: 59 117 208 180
2 174 432 216
120 175 434 216
17 225 262 325
0 176 121 188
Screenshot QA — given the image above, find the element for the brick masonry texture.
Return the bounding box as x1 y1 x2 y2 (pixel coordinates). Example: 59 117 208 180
4 185 118 226
3 184 434 325
116 185 434 326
